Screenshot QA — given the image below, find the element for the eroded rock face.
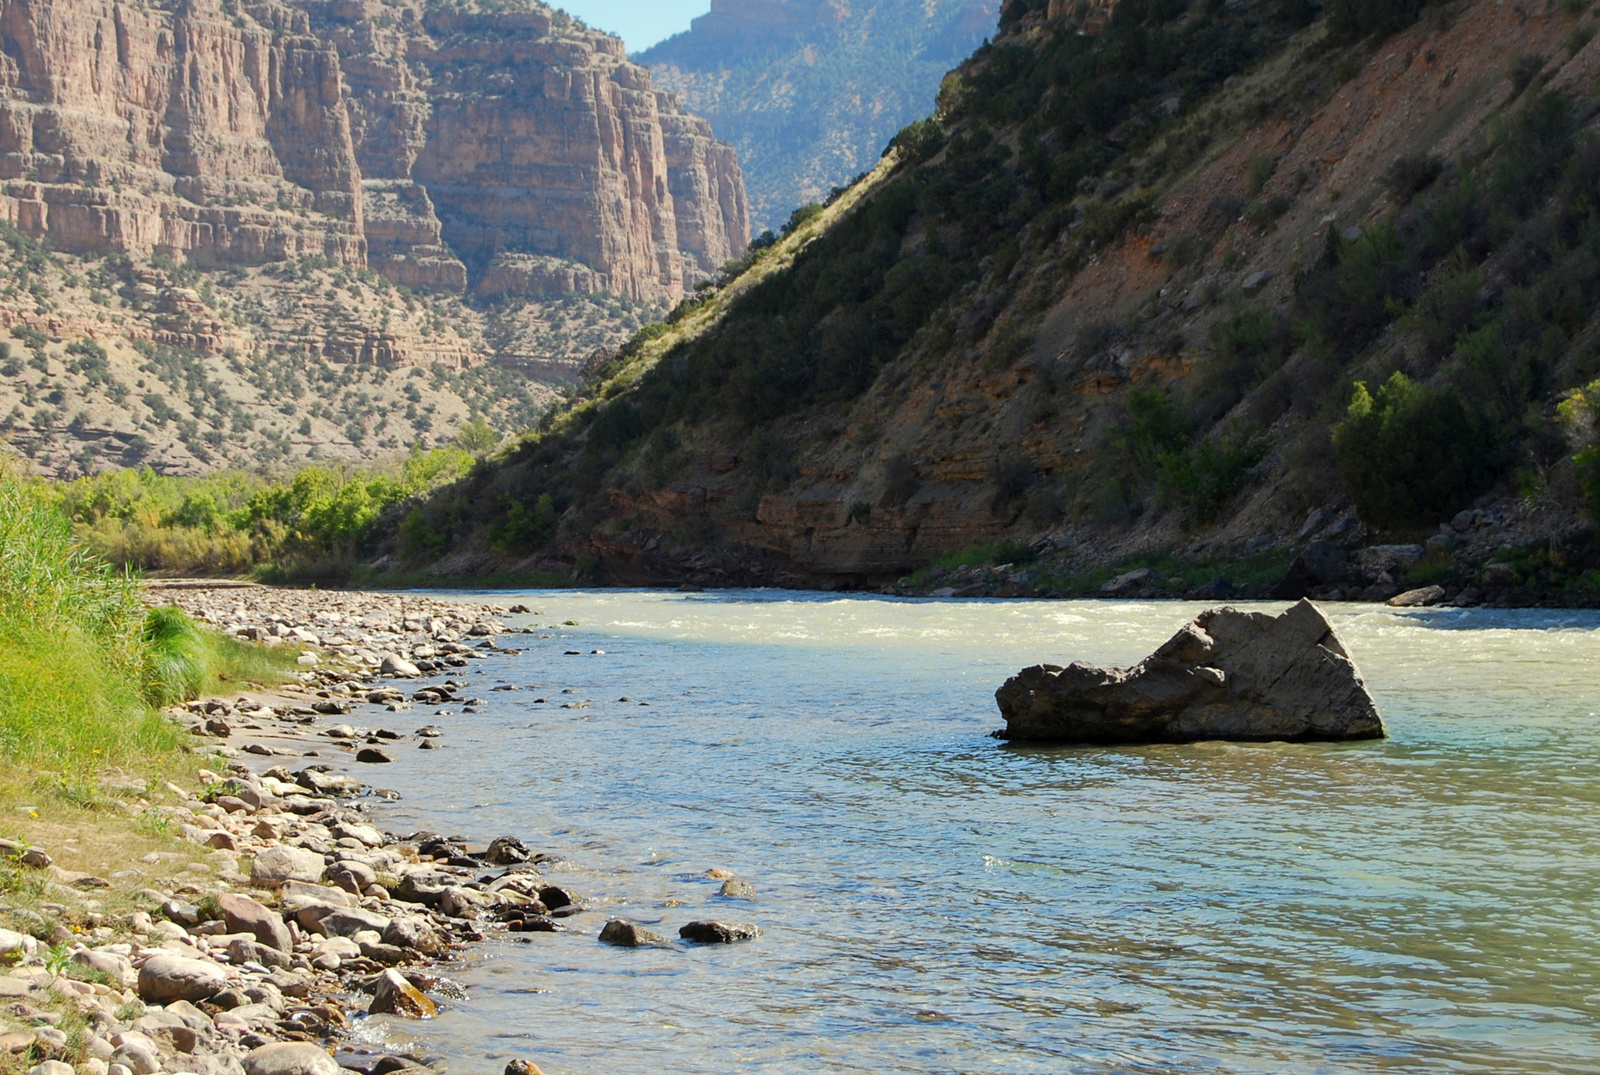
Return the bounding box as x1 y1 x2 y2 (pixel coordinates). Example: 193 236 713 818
316 0 750 302
0 0 747 304
0 0 364 266
994 600 1385 745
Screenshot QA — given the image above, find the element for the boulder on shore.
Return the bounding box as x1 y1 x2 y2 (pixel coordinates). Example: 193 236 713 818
242 1042 342 1075
369 968 437 1017
994 599 1384 745
136 954 228 1003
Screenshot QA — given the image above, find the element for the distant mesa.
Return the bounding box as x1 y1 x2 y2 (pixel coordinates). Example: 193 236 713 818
994 600 1386 745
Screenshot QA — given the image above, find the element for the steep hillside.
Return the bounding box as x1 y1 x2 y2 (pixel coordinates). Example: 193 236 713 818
0 0 751 478
382 0 1600 607
638 0 1000 232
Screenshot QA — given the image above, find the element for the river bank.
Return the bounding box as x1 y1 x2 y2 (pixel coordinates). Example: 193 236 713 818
0 586 579 1075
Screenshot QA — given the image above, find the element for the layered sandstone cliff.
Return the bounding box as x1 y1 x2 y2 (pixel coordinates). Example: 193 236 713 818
0 0 364 266
0 0 748 305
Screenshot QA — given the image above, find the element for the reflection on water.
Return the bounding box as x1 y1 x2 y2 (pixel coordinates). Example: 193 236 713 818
327 594 1600 1074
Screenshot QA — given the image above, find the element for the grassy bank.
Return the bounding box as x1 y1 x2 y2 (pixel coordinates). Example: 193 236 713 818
0 471 294 791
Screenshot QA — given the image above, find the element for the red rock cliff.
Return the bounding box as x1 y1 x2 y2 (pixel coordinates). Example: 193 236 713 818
0 0 749 304
0 0 364 265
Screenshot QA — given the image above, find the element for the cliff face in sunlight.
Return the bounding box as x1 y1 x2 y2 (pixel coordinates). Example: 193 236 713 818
0 0 750 304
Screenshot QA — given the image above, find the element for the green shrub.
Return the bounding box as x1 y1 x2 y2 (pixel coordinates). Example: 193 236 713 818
1405 263 1481 361
1383 153 1444 205
54 449 474 577
1507 54 1547 97
486 493 558 554
1111 388 1188 472
452 417 501 455
1198 311 1294 419
140 606 206 706
782 203 825 237
1325 0 1425 44
1246 150 1275 196
399 508 450 559
0 476 180 771
1401 549 1460 586
937 542 1039 570
890 119 945 165
1333 372 1498 530
1158 431 1269 523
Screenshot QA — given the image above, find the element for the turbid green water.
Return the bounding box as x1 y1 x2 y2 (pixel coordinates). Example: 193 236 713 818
335 593 1600 1074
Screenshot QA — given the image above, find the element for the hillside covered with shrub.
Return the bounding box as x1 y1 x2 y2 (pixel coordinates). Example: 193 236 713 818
372 0 1600 605
639 0 1001 232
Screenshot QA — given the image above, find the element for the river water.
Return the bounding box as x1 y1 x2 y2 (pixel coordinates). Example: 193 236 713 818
335 592 1600 1074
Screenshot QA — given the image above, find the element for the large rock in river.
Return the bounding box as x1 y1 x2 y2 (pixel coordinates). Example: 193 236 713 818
994 599 1384 744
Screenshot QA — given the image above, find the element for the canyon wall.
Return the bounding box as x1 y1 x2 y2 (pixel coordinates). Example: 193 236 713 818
0 0 749 306
0 0 365 266
641 0 999 232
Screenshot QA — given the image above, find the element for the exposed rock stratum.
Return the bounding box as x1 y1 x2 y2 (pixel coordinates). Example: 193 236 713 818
0 0 748 303
994 600 1385 745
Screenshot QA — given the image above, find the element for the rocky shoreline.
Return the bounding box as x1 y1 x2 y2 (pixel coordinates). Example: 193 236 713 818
0 584 754 1075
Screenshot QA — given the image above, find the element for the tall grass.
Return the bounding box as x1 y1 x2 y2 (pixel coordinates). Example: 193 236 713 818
0 475 199 775
142 605 293 705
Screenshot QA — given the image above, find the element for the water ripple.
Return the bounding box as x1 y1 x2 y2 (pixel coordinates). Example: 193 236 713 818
339 594 1600 1074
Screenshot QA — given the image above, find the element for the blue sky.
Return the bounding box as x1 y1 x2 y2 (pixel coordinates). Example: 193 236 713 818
558 1 712 52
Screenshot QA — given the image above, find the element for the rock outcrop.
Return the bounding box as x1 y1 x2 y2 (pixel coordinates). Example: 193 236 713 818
0 0 748 304
993 600 1385 745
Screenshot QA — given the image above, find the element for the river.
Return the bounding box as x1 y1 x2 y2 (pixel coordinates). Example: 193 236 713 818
331 591 1600 1074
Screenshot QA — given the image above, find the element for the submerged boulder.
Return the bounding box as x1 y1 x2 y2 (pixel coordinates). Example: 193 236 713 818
994 599 1384 745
